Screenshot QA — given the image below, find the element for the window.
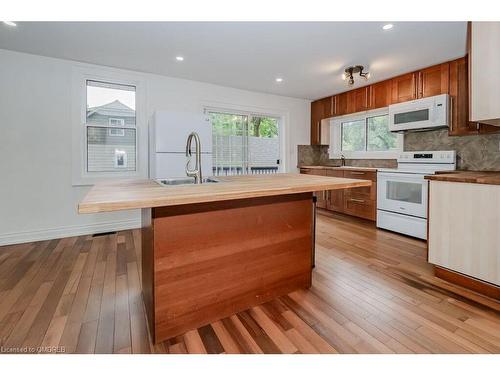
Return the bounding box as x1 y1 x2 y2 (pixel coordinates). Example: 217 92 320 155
341 119 366 152
330 109 403 159
108 128 125 137
85 80 136 172
108 118 125 126
208 110 281 175
114 149 128 168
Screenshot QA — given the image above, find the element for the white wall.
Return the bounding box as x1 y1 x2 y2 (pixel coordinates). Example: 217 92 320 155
0 49 310 245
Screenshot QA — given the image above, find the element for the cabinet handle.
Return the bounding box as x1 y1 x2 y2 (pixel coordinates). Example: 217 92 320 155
415 73 418 98
349 171 366 175
449 95 454 131
418 71 423 98
350 198 365 203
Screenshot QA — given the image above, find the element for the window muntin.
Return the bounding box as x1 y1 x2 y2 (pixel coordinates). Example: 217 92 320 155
85 80 136 172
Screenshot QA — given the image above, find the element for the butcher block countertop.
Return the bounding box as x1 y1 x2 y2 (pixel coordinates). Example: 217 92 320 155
78 173 372 213
426 171 500 185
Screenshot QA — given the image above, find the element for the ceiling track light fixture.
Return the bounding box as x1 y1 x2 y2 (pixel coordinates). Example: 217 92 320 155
342 65 370 86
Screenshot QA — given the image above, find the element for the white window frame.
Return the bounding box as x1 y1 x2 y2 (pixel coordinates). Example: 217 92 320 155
71 66 147 186
202 101 288 173
108 128 125 137
108 118 125 127
329 107 403 160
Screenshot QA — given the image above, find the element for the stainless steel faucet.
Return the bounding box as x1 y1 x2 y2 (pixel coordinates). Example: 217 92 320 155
185 132 203 184
340 153 346 167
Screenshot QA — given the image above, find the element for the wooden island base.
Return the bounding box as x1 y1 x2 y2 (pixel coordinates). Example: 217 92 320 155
141 193 314 343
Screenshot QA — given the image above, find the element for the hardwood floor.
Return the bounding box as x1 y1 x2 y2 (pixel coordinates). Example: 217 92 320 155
0 211 498 354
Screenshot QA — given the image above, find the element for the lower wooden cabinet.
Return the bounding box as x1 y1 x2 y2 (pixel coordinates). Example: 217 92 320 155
300 168 328 208
326 170 344 212
343 194 376 221
300 168 377 221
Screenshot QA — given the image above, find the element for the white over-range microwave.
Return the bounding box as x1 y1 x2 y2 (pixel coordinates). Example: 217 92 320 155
388 93 450 132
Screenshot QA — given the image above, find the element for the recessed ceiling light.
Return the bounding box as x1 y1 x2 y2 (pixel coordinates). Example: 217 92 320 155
275 78 283 83
382 24 394 30
3 21 17 27
175 56 184 61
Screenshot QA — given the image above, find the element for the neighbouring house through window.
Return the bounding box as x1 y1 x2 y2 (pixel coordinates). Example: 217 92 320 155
86 80 137 172
207 110 282 176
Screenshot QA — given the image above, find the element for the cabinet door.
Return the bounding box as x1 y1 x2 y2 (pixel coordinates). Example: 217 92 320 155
334 92 348 116
391 73 417 103
417 63 449 98
447 57 498 136
310 100 323 145
448 57 479 136
369 80 392 109
300 168 328 208
321 96 334 118
343 170 376 221
347 87 370 113
326 170 344 212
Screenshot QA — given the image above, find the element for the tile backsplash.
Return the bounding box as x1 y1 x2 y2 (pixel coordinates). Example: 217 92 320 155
297 145 397 168
298 129 500 171
404 129 500 171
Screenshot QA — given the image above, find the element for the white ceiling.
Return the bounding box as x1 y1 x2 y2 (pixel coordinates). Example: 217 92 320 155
0 22 467 100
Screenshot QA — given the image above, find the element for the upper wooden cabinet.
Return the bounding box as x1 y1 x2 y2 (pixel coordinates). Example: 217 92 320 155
369 80 392 109
321 96 334 118
391 65 449 104
334 92 348 116
417 63 450 99
391 72 417 103
448 57 478 136
310 99 323 145
310 96 334 144
347 86 370 113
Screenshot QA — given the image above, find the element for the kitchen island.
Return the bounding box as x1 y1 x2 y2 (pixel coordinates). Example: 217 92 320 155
79 173 371 343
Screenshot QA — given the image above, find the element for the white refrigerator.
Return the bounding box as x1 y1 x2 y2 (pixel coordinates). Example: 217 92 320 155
149 111 213 179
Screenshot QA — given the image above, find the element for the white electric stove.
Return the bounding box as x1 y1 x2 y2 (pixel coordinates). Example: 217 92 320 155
376 151 456 240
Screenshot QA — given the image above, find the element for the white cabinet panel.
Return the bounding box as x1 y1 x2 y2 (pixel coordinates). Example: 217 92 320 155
428 181 500 286
471 22 500 125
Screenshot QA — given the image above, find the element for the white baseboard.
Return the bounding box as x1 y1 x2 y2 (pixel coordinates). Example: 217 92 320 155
0 219 141 247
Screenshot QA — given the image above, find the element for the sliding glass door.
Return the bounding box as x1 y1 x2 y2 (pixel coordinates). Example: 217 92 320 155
208 111 281 176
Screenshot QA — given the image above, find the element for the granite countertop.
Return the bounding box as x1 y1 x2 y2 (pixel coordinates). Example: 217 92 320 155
298 165 380 172
425 171 500 185
78 173 372 213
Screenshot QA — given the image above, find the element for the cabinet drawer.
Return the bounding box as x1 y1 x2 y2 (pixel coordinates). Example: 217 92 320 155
343 170 376 181
300 168 327 176
326 170 344 178
344 197 376 221
345 183 376 200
